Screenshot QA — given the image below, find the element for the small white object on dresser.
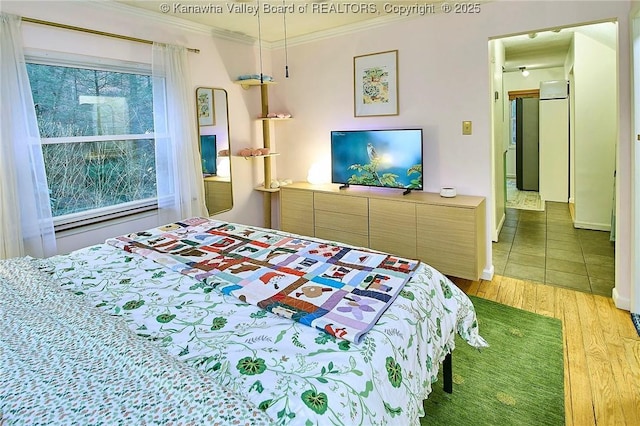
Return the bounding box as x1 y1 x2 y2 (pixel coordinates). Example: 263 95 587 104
440 187 457 198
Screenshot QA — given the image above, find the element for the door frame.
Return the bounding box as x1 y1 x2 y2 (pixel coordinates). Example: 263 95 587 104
631 13 640 314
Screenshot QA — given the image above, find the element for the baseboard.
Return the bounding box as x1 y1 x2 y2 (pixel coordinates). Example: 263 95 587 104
568 201 575 222
573 221 611 232
481 264 494 281
612 287 630 311
493 213 505 242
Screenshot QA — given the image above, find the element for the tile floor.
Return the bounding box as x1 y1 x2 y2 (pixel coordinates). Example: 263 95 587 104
493 202 616 296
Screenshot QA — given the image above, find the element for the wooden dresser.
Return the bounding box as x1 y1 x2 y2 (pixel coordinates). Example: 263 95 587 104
203 176 232 214
279 182 486 281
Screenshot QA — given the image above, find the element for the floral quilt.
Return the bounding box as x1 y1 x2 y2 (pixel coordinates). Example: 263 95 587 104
0 257 271 425
106 217 420 343
40 222 487 425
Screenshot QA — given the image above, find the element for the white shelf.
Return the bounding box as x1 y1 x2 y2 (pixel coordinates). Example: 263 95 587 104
255 185 280 193
234 79 276 89
235 153 281 160
258 117 292 121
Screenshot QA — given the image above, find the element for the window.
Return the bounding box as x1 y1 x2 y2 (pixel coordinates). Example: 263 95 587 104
26 61 156 229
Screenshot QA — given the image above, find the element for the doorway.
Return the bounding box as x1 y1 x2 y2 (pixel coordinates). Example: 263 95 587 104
491 21 618 295
506 90 544 211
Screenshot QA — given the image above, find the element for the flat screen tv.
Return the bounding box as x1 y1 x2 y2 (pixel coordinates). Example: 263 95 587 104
331 129 423 193
200 134 217 175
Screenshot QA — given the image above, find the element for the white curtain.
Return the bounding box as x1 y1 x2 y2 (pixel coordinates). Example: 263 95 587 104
0 13 57 259
152 43 208 224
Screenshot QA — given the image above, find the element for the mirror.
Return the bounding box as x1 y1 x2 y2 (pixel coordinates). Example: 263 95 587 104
196 87 232 215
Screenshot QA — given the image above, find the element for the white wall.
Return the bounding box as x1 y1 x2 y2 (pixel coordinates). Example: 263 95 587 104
539 98 570 203
270 1 632 282
573 31 617 231
1 0 268 253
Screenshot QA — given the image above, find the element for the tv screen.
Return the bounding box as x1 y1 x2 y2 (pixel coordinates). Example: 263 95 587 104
331 129 423 190
200 134 217 175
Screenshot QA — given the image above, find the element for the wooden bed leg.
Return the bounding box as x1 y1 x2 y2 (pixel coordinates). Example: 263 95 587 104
443 352 453 394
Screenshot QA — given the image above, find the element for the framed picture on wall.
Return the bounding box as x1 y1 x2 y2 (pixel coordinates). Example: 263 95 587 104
353 50 399 117
197 87 215 126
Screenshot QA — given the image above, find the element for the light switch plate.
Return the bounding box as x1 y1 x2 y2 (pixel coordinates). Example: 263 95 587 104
462 121 472 135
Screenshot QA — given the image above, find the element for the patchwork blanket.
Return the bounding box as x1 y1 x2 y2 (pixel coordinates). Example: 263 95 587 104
106 217 420 343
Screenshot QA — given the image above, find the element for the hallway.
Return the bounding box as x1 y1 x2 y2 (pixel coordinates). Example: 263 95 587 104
493 202 615 297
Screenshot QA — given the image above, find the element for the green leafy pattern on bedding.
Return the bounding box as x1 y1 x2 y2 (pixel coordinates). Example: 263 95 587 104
40 233 486 425
0 258 272 425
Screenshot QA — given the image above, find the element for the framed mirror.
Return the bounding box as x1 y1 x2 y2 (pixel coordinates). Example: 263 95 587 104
196 87 232 215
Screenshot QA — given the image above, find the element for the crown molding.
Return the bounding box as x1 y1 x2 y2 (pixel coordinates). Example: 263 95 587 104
93 1 416 49
210 27 265 47
271 14 415 49
96 1 273 47
93 1 216 36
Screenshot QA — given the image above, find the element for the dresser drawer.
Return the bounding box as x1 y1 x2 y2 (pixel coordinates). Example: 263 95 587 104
281 187 314 214
314 192 368 216
315 226 369 248
416 203 481 280
315 210 369 235
204 180 232 213
280 187 314 236
369 198 416 259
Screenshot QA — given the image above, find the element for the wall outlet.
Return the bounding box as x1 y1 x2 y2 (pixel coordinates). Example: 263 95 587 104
462 121 472 135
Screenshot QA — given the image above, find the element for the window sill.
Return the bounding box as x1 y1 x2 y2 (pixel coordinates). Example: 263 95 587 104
54 201 158 234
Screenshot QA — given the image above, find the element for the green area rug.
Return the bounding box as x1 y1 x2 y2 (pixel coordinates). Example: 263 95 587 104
422 296 564 425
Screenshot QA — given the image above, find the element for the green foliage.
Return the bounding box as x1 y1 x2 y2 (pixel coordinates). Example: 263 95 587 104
314 333 335 345
26 63 157 217
338 340 351 351
42 139 157 216
292 331 306 349
27 64 153 138
258 399 273 410
407 164 423 189
363 67 388 83
236 357 267 376
301 390 328 415
385 357 403 388
250 310 268 319
347 158 422 189
440 279 453 299
400 289 415 301
210 316 228 330
383 402 403 417
156 313 176 323
249 380 264 393
122 300 144 310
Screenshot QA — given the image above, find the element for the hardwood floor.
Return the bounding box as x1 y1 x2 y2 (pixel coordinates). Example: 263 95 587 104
449 274 640 426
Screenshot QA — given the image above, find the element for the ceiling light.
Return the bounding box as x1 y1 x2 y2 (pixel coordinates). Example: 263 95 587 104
520 67 530 77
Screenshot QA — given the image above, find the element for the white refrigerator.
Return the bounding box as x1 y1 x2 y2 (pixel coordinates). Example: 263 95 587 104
539 80 569 203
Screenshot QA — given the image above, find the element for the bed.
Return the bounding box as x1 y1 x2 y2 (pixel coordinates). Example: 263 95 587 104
1 217 487 425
